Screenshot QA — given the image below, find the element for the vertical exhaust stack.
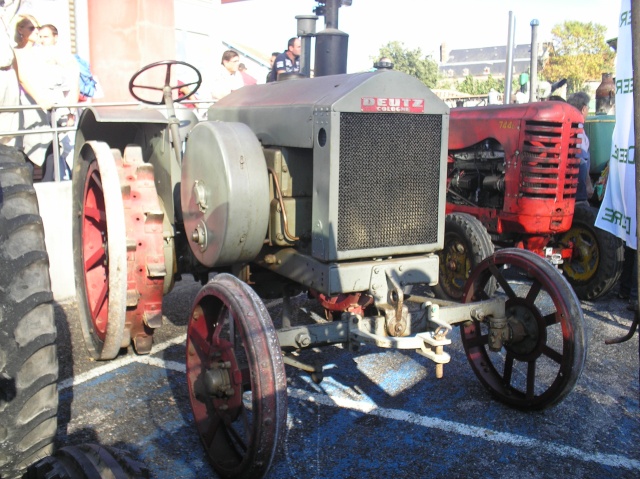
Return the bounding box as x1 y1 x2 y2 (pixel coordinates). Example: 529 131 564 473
313 0 349 77
504 11 516 104
529 19 539 102
296 14 318 78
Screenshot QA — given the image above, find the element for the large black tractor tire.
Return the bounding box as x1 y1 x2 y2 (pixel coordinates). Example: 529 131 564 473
0 145 57 479
433 212 495 302
25 444 149 479
559 202 624 300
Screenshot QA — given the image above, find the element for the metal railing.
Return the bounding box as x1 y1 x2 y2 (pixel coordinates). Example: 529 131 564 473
0 99 212 182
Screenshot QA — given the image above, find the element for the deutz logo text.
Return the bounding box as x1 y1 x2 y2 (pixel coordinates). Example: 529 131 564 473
361 97 425 113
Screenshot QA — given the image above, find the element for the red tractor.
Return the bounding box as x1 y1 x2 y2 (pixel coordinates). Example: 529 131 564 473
437 102 624 301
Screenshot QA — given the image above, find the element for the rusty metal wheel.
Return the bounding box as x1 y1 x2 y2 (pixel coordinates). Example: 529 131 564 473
115 145 167 354
72 142 166 359
186 273 287 479
72 142 127 360
434 212 494 301
461 248 586 410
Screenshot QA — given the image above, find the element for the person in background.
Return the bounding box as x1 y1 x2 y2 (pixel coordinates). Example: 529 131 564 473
12 14 49 106
265 51 278 82
177 80 197 108
37 23 57 46
268 37 300 82
515 89 528 104
35 22 79 119
488 88 500 105
238 63 257 86
566 91 593 203
36 23 81 181
12 13 49 172
209 49 244 101
0 2 19 146
13 16 78 179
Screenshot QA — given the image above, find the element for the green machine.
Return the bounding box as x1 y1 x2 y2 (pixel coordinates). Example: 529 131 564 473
585 114 615 174
585 114 615 204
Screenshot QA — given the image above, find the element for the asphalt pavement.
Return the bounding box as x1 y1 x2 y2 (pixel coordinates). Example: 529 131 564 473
52 275 640 479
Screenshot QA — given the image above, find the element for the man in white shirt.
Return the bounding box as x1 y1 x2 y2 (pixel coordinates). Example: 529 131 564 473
210 50 244 101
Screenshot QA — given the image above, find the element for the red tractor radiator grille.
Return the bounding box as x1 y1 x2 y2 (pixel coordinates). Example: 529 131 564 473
521 120 581 199
337 113 442 252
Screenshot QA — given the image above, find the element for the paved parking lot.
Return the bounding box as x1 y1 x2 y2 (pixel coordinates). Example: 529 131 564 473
53 276 640 479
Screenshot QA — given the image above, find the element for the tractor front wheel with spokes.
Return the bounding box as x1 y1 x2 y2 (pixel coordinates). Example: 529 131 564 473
186 273 287 479
461 248 586 410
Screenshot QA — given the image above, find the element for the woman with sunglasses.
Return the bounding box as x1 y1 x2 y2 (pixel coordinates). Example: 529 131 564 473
14 14 38 49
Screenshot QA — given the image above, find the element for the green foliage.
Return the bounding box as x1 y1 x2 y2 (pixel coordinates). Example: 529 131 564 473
456 74 506 95
375 41 439 87
455 75 521 99
435 79 455 91
541 21 615 94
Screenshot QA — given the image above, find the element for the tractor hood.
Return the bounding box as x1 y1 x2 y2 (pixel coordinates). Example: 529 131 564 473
449 102 584 150
208 70 448 148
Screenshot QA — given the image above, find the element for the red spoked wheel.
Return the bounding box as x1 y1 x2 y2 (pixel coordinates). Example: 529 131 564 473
187 273 287 478
73 141 127 359
73 142 167 359
461 248 586 410
187 274 287 479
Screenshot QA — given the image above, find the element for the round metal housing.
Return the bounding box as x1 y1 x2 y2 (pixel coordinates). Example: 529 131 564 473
181 121 269 267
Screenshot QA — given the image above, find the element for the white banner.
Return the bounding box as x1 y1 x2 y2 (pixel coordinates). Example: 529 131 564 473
595 0 636 248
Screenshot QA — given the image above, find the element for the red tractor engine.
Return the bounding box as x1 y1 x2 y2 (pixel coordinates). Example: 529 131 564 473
442 102 624 301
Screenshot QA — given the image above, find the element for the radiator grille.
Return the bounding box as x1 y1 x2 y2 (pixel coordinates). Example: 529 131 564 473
337 113 441 252
521 120 581 199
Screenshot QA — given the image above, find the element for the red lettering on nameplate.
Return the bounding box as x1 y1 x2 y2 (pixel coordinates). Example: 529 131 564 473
361 97 425 113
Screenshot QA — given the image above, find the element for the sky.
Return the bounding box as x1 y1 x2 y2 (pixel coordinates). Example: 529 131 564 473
217 0 621 73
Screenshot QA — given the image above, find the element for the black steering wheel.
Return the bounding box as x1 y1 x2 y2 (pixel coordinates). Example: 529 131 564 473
128 60 202 105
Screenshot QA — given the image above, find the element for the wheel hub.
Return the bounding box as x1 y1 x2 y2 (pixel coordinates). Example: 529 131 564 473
204 367 234 398
505 302 542 358
204 357 242 400
572 241 591 262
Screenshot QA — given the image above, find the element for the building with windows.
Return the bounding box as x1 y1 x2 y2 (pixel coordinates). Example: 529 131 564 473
438 42 552 83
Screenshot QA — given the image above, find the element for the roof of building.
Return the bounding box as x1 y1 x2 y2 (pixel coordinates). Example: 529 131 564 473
440 43 549 78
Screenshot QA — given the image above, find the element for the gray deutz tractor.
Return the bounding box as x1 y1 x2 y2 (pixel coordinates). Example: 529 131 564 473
71 60 587 479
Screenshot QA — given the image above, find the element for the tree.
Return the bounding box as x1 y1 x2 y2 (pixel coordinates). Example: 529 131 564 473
375 41 439 87
541 21 615 94
457 74 507 95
